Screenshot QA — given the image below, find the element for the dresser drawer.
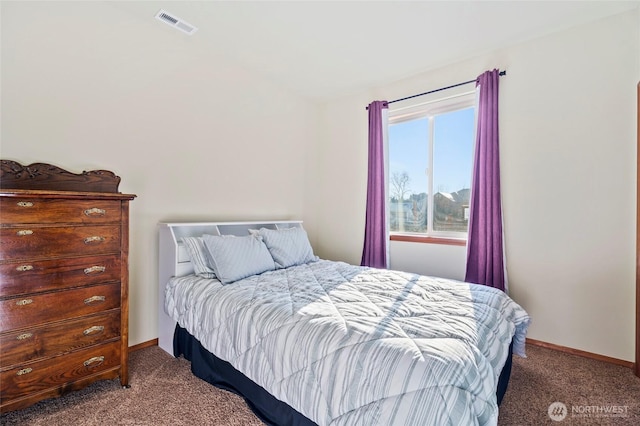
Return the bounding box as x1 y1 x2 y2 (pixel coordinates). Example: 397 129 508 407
0 225 121 261
1 310 120 366
0 198 121 225
0 283 120 331
0 340 121 403
0 255 121 298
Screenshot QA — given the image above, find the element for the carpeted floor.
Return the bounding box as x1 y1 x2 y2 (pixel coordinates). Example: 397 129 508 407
2 344 638 425
499 345 639 425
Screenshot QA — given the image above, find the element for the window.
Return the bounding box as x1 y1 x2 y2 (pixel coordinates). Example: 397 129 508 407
388 92 476 241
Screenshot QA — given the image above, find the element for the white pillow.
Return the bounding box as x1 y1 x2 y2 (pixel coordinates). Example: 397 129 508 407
257 227 318 269
181 237 216 279
202 234 276 284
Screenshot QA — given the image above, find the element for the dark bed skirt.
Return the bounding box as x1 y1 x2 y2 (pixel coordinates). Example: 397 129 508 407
173 325 513 425
174 325 316 426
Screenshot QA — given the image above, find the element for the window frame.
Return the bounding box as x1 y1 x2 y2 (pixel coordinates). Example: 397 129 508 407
387 91 477 245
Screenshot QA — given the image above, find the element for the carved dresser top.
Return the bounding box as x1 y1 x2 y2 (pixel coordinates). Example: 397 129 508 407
0 160 122 193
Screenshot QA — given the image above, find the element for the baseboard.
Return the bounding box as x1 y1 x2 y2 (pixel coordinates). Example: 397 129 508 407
127 337 636 370
129 338 159 352
526 338 634 369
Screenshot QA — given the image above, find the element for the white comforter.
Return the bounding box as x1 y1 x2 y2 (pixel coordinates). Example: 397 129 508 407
165 259 530 426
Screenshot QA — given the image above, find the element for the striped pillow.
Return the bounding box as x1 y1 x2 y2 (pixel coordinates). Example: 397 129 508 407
181 237 217 279
202 234 276 285
258 227 318 269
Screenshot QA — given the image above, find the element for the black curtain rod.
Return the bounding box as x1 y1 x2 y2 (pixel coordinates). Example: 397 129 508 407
367 70 506 109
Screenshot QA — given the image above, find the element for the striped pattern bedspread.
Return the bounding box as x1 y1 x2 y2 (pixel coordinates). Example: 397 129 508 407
165 259 530 426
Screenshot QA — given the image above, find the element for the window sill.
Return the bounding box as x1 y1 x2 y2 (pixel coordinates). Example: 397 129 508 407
390 234 467 246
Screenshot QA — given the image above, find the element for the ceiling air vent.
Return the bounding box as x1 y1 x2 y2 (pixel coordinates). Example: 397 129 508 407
155 10 198 35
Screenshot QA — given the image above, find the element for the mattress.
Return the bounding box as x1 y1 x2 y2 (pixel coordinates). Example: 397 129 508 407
165 259 530 425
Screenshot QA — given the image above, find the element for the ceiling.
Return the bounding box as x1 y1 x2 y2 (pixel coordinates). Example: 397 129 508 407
110 1 638 101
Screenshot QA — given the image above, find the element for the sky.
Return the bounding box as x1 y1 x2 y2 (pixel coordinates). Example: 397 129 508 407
388 107 475 198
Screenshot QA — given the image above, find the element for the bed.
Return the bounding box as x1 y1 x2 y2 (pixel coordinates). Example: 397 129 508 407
158 221 530 426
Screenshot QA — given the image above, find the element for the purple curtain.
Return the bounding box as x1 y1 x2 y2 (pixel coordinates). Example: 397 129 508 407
361 100 389 268
465 69 505 291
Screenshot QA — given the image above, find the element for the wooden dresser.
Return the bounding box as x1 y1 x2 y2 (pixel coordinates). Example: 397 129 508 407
0 160 136 413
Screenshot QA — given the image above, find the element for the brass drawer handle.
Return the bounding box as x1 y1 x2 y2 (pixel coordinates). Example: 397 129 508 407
84 295 106 305
17 333 33 340
16 299 33 306
16 230 33 236
84 265 106 275
83 356 105 367
84 236 105 244
16 368 33 376
16 201 33 207
16 265 34 272
83 326 105 336
84 208 106 216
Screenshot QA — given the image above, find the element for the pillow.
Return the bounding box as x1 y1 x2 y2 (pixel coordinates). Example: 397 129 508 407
202 234 276 284
257 227 318 269
181 237 216 279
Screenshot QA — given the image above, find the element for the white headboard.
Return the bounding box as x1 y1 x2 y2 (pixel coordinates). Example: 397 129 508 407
157 220 303 354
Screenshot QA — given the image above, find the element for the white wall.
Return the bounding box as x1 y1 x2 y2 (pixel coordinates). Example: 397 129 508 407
1 2 320 346
315 10 639 361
